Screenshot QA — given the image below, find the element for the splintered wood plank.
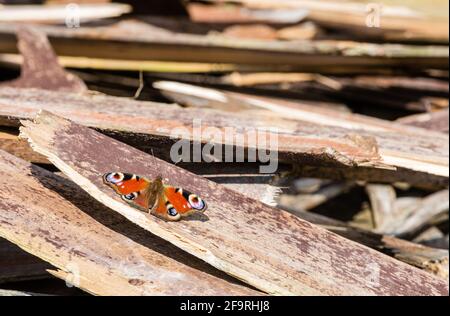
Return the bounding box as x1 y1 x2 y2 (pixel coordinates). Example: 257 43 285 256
0 149 258 296
20 111 449 296
153 81 449 184
0 129 48 164
0 87 387 170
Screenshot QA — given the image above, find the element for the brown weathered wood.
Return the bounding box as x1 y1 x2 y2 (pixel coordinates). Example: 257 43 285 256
0 87 447 188
0 87 389 170
393 190 449 237
397 109 449 134
283 208 449 279
0 149 258 296
19 111 449 295
0 26 86 93
0 20 447 70
154 81 449 182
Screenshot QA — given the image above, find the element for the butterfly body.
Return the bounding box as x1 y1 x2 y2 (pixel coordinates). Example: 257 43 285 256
103 172 207 221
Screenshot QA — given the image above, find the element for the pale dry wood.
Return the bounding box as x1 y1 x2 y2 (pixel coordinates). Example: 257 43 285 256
0 289 31 296
0 130 49 164
19 111 449 295
211 0 449 42
0 149 258 296
393 190 450 237
279 183 354 212
0 53 243 73
365 184 397 233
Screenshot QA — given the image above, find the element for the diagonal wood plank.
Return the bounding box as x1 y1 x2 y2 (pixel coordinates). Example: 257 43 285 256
0 149 258 296
20 111 449 295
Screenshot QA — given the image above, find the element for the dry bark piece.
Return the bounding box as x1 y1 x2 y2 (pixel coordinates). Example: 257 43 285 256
0 26 86 93
20 111 449 296
0 149 257 296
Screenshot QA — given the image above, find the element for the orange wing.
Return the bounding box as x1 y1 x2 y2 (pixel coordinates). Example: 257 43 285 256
151 186 207 221
103 172 207 221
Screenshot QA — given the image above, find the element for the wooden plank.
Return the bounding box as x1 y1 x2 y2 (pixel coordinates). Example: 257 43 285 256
284 208 449 279
0 149 258 296
19 111 449 295
393 190 449 237
0 87 447 188
0 129 49 164
0 87 388 169
153 81 449 180
0 3 132 24
0 21 447 70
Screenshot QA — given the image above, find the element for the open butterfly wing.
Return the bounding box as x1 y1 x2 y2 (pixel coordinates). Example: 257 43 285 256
151 186 207 220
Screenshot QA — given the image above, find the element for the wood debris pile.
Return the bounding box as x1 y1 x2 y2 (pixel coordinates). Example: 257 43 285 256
0 0 448 296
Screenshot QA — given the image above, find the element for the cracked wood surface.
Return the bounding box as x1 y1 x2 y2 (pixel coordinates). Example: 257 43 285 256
19 111 449 296
153 81 449 180
0 149 258 296
0 87 387 170
0 87 447 187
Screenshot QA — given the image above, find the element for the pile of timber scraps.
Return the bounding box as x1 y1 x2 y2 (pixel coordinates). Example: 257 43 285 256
15 110 448 296
0 1 448 296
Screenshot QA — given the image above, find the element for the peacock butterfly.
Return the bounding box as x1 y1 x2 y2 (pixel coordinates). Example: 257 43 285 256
103 172 207 221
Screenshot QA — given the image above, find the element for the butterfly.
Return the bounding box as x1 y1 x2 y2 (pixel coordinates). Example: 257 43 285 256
102 172 207 221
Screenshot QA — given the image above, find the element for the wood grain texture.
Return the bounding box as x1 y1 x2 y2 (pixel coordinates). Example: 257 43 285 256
0 87 387 170
288 208 449 279
0 87 446 188
20 111 449 296
153 81 449 182
0 149 258 296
